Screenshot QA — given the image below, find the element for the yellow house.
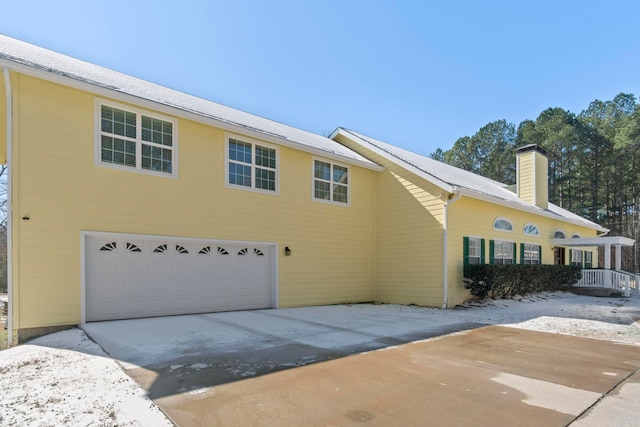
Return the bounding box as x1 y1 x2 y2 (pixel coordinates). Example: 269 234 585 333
0 35 625 344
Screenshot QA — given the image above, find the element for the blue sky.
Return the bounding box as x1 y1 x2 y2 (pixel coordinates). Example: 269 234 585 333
2 0 638 156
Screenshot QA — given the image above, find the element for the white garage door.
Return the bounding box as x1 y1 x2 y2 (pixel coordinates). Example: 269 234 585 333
85 234 275 322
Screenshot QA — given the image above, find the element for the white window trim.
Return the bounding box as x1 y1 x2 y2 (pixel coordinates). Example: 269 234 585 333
311 157 351 206
468 236 482 264
493 217 514 233
585 251 593 267
94 98 178 178
554 229 566 239
523 222 540 237
570 248 583 266
224 133 280 195
493 239 515 264
522 242 541 264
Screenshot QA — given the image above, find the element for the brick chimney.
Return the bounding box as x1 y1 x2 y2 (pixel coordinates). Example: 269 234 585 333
516 144 548 209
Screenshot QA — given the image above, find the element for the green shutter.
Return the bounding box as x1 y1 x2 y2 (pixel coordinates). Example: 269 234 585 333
538 245 542 265
520 243 525 264
489 240 495 264
583 251 587 268
463 237 469 266
512 242 517 264
480 238 485 264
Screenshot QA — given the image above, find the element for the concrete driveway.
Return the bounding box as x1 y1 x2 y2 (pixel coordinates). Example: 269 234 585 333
82 304 640 426
82 304 482 397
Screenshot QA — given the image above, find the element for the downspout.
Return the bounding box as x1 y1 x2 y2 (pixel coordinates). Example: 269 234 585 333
442 187 461 309
3 67 13 346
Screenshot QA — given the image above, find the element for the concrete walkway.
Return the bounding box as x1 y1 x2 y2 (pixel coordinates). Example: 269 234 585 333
83 306 640 426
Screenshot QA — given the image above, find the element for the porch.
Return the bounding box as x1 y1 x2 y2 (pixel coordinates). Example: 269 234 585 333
551 235 638 297
575 269 640 297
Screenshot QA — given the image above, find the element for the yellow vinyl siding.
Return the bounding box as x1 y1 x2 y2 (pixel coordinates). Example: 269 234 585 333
517 153 534 204
12 75 375 329
517 149 549 209
333 133 446 307
446 197 599 306
374 170 444 306
534 152 549 208
9 72 607 331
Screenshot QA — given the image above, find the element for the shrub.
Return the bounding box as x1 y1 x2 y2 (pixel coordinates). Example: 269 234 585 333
463 264 582 300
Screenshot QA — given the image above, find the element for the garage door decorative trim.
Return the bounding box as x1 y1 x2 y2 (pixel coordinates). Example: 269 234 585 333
80 231 279 323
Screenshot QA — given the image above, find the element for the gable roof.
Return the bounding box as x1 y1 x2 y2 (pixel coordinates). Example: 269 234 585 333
0 34 381 170
332 128 608 233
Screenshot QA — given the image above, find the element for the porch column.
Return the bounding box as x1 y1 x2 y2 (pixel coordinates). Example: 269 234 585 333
615 244 622 270
604 243 611 269
604 243 611 287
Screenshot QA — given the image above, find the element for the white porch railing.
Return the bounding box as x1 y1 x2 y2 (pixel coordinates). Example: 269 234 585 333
575 269 639 297
626 272 640 296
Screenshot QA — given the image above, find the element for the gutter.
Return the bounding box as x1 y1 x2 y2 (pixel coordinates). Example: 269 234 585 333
442 188 461 309
3 67 13 346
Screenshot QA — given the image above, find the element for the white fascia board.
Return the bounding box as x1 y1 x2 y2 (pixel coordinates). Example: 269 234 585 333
331 128 453 193
456 187 608 233
0 58 383 172
551 236 635 247
328 127 344 140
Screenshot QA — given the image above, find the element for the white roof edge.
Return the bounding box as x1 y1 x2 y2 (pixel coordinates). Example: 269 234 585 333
551 236 635 247
332 127 454 193
333 127 607 233
0 56 383 172
457 187 608 232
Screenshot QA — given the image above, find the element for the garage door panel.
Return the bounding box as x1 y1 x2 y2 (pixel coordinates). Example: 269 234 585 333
86 234 275 321
152 277 179 299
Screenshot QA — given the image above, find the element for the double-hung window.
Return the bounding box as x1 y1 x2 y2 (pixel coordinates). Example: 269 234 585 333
521 243 541 264
313 159 349 204
97 101 176 176
463 237 484 265
226 136 278 193
584 251 593 268
570 249 583 267
491 240 515 264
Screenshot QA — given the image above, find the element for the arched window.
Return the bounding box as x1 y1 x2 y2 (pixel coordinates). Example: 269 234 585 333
572 233 581 238
554 230 566 239
523 223 539 236
494 217 514 232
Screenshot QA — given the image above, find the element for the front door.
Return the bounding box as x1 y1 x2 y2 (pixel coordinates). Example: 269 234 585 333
554 247 566 265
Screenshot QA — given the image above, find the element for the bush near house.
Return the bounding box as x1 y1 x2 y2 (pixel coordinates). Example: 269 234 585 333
463 264 582 300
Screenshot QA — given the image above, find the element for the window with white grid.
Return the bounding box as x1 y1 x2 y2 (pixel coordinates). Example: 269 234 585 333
523 243 540 264
96 100 176 176
585 251 593 268
570 249 583 267
468 237 481 264
313 159 349 205
226 136 278 193
493 240 514 264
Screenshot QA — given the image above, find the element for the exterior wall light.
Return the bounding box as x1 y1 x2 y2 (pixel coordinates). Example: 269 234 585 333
284 246 292 256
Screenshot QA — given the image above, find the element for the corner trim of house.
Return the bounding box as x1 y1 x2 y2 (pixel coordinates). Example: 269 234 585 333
442 188 461 309
4 66 13 347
